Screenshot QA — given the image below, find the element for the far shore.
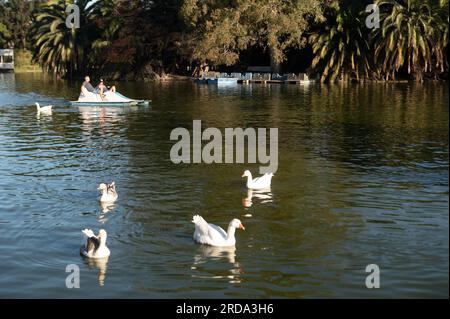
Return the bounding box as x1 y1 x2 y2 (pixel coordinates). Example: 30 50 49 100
5 71 448 84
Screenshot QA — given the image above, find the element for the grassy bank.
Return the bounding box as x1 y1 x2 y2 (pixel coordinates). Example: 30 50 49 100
14 49 41 73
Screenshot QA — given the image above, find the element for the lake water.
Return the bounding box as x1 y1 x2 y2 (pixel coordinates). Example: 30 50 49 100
0 73 448 298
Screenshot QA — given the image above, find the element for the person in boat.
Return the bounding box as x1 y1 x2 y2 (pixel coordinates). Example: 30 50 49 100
96 79 107 100
97 79 116 94
96 79 117 101
82 76 96 93
80 76 101 101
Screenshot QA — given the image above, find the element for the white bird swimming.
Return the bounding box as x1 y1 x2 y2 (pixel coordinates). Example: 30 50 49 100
97 182 118 202
242 170 273 190
35 102 53 113
80 229 110 259
192 215 245 247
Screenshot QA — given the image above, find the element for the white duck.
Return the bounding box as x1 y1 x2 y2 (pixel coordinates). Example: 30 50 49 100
80 229 110 259
35 102 53 114
242 170 273 190
97 182 118 202
192 215 245 247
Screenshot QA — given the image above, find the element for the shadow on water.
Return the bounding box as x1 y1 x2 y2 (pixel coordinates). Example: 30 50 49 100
0 73 448 298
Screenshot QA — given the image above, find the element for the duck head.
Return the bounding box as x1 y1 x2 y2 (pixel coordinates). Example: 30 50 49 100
241 170 251 178
230 218 245 230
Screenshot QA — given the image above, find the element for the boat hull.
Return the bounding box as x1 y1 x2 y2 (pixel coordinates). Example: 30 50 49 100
70 100 150 107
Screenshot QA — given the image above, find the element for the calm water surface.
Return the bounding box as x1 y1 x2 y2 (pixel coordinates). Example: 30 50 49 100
0 73 448 298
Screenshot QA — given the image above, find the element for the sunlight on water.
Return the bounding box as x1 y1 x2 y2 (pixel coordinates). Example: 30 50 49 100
0 73 448 298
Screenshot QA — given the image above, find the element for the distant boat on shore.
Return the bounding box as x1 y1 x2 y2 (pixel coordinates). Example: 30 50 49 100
194 70 315 85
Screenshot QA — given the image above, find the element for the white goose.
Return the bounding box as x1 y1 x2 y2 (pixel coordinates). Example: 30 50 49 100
192 215 245 247
97 182 118 202
80 229 110 259
242 170 273 190
35 102 53 114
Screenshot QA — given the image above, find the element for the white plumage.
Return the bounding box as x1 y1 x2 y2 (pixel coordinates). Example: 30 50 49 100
80 229 110 259
192 215 245 247
97 182 118 202
242 170 273 189
35 102 53 113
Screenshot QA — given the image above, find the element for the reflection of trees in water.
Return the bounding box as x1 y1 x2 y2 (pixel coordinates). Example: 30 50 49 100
157 82 447 172
305 83 449 168
13 73 77 99
0 72 15 89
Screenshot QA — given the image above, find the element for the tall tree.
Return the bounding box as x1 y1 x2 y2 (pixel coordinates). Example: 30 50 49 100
309 2 372 82
29 0 98 77
0 0 40 48
90 0 188 79
181 0 324 72
374 0 448 81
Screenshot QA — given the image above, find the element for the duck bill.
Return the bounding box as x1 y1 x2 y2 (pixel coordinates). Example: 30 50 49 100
239 224 245 230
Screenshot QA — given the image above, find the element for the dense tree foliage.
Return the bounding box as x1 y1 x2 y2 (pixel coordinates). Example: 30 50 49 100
309 0 449 81
0 22 10 47
0 0 41 48
0 0 448 81
310 2 371 82
374 0 448 81
90 0 187 79
181 0 323 72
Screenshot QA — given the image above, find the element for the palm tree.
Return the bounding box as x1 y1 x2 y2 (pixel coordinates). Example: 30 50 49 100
374 0 448 81
29 0 98 77
309 3 371 82
436 0 449 77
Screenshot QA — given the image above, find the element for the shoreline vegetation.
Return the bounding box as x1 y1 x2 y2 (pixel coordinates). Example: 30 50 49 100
0 0 448 83
10 49 40 73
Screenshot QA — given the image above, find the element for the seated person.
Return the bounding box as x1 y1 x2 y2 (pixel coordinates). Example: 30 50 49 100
97 79 116 93
96 79 117 101
79 76 101 101
96 79 107 100
82 76 96 93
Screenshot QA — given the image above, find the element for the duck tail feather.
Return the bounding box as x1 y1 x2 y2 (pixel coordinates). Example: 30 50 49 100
82 229 95 238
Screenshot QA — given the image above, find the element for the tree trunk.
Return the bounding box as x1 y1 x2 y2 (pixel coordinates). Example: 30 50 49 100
269 46 280 74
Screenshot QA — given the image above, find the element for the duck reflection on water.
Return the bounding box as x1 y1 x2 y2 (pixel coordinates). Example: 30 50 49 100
242 188 273 208
192 245 243 283
83 256 109 287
